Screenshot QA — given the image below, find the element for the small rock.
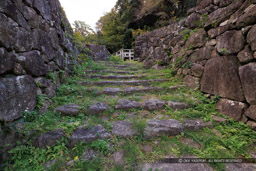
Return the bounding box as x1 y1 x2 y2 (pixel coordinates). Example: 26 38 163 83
241 115 248 124
216 99 248 121
112 121 137 138
69 125 111 147
81 148 99 160
183 75 199 90
35 129 64 148
88 103 108 114
180 137 201 149
244 105 256 121
44 82 57 98
167 101 190 110
237 45 253 63
247 121 256 130
191 63 204 78
141 145 154 153
183 119 213 131
66 160 74 166
112 151 125 165
13 63 26 75
44 160 57 170
39 100 51 114
55 104 81 116
212 116 227 123
206 39 217 46
143 99 166 111
144 119 184 138
115 100 141 110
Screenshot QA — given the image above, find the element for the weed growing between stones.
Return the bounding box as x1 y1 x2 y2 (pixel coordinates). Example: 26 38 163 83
3 60 256 171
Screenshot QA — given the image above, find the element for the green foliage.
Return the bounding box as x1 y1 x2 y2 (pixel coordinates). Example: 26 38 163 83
22 111 38 122
46 72 56 84
132 119 147 140
36 94 51 110
193 14 208 28
73 157 103 170
219 48 227 54
109 55 124 64
6 139 68 170
123 140 141 166
90 139 109 155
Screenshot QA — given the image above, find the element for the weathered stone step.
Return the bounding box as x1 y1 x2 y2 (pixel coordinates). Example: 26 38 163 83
86 74 145 79
80 79 169 86
84 99 189 116
85 74 165 80
88 85 186 95
67 119 212 147
112 119 212 138
85 70 140 74
114 99 190 111
107 66 139 70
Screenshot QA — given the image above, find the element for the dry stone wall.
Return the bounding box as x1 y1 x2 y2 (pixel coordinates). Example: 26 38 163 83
135 0 256 129
0 0 79 160
0 0 79 122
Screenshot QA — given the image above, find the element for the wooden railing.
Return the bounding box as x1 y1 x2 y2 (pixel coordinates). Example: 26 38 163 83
115 49 134 61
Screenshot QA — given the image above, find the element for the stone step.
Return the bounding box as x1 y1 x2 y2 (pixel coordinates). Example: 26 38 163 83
85 74 165 80
114 99 190 111
85 99 189 115
88 85 186 96
80 79 169 86
112 119 212 138
107 66 139 70
86 74 145 79
85 70 140 75
68 119 212 147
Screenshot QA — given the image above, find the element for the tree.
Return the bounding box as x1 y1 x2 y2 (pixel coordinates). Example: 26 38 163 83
73 21 95 37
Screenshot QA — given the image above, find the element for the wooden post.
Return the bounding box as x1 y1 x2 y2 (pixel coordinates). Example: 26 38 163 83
129 49 131 61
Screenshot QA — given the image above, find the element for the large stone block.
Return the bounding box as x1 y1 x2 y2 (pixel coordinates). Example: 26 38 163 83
237 45 253 63
216 98 248 121
185 13 201 29
189 46 214 64
247 24 256 51
239 63 256 105
201 56 244 101
0 0 30 29
244 105 256 121
205 0 243 28
185 29 207 48
0 75 37 122
86 45 110 61
33 0 52 20
216 30 245 55
236 4 256 28
17 50 47 77
0 48 15 75
0 13 34 52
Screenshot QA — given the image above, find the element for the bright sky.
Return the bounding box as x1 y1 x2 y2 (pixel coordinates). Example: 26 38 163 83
59 0 117 30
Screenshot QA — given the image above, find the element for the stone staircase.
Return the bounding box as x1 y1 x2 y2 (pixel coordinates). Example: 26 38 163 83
30 62 256 170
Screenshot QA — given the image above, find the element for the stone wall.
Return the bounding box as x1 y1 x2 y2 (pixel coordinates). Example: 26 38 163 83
86 44 110 61
0 0 79 161
135 0 256 129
